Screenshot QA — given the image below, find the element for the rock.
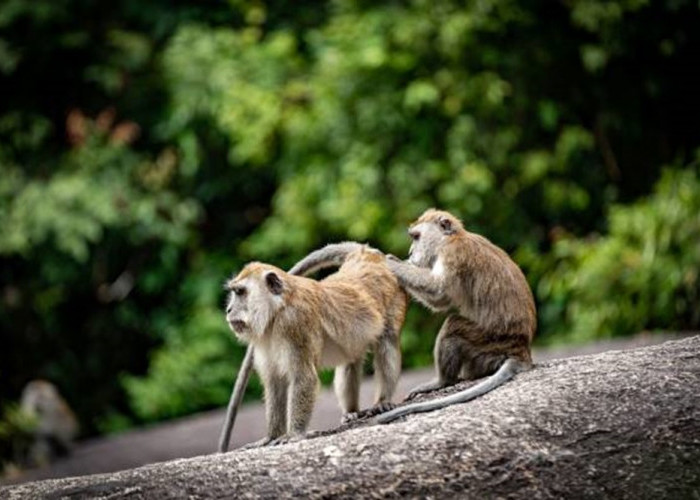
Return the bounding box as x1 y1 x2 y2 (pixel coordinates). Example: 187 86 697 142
2 336 699 499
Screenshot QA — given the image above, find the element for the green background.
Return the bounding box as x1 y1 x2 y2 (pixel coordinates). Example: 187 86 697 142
1 0 698 445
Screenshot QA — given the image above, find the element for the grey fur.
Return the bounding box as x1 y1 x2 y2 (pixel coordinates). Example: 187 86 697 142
376 358 527 423
287 242 364 276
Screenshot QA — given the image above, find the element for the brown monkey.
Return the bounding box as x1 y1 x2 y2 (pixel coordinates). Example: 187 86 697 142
377 209 536 423
20 380 79 465
224 243 407 447
218 243 384 452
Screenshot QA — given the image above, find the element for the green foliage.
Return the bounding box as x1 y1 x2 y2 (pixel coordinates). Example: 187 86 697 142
1 138 200 261
0 404 36 473
1 0 699 437
121 263 261 423
527 166 700 344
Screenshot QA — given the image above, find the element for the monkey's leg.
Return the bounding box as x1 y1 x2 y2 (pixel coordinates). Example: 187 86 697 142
335 360 362 418
50 435 73 457
405 315 469 400
351 327 404 421
371 325 401 409
28 437 52 466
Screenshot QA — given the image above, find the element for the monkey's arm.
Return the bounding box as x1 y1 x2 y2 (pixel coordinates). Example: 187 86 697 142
264 373 289 439
377 358 528 423
265 366 319 447
287 364 319 437
387 260 451 311
239 370 289 450
288 242 364 276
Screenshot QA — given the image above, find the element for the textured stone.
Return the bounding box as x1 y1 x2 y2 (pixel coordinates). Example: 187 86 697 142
2 336 699 499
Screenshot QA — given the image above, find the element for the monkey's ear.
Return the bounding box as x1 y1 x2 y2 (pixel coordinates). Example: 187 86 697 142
265 272 284 295
438 216 456 235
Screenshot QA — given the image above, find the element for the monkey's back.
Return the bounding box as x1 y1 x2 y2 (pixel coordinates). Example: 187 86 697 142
335 251 408 312
442 232 536 366
317 250 408 355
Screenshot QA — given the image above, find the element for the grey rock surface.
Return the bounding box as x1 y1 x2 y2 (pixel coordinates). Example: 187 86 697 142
2 335 699 499
5 331 690 486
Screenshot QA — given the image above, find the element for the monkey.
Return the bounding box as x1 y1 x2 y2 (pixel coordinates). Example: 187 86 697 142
222 243 407 448
19 380 79 465
219 242 382 452
376 208 536 424
219 243 374 452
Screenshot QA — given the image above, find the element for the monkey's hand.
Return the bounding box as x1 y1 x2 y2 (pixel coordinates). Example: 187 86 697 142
385 253 402 263
366 246 384 256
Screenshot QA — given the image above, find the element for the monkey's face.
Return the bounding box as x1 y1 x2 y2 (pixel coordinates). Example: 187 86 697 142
225 265 285 341
21 381 58 415
408 211 459 268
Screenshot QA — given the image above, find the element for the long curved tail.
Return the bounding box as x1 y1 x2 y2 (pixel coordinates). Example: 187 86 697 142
218 346 255 452
376 358 528 424
288 242 365 276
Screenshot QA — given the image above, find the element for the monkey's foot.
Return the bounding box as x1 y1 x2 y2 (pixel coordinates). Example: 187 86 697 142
268 434 305 447
238 437 274 450
404 380 447 401
342 402 397 424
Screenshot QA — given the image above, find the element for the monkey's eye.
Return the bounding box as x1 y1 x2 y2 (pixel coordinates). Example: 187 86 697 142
232 286 247 297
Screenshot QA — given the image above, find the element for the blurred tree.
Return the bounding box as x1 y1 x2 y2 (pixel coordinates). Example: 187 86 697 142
1 0 699 436
525 164 700 344
0 0 297 432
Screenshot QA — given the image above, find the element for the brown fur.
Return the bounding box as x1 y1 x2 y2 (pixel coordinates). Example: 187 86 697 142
225 245 407 445
377 209 536 423
20 380 79 465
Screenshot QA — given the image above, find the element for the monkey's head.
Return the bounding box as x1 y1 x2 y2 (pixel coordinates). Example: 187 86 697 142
407 209 464 267
21 380 60 416
225 262 286 342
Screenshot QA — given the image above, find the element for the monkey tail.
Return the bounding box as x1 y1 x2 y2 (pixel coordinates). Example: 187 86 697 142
288 242 365 276
376 358 528 424
218 346 255 452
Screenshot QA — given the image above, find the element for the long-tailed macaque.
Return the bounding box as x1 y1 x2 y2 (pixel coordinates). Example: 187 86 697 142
377 209 536 423
222 243 407 448
20 380 79 465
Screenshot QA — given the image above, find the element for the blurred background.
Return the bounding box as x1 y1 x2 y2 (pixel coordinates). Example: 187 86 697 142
1 0 699 478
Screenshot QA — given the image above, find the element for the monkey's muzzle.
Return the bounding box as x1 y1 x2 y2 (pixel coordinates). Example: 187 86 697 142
229 319 248 332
